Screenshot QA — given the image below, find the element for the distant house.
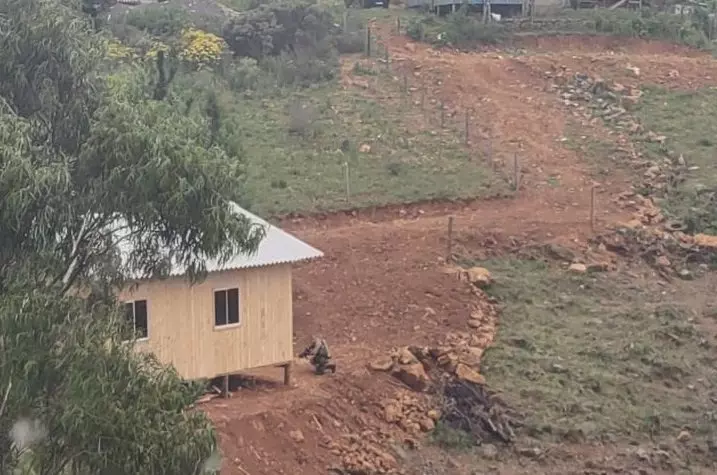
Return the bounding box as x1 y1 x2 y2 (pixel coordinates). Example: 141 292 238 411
118 203 323 388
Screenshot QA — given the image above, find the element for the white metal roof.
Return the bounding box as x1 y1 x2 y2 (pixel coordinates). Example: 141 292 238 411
116 202 323 279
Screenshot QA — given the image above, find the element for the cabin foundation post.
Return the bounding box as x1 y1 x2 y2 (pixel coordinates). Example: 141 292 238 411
222 375 230 399
283 362 293 386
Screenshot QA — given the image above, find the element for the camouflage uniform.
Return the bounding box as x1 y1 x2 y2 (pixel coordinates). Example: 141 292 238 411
299 337 336 375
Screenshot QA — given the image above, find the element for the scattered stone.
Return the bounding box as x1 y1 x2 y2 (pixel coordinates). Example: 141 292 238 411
397 347 418 365
655 255 671 268
480 443 499 459
626 65 641 77
467 319 482 329
695 233 717 249
359 144 371 153
462 267 493 288
518 447 542 458
544 243 575 262
677 430 691 443
418 417 435 432
678 269 693 280
568 263 587 273
455 363 486 385
383 403 401 423
427 409 441 421
587 262 609 272
369 358 394 372
635 447 649 461
394 363 429 391
289 430 305 443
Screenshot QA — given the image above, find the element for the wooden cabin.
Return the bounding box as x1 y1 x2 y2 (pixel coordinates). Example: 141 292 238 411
117 203 323 385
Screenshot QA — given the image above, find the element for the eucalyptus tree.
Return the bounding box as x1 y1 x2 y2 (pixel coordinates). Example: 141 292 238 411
0 0 262 473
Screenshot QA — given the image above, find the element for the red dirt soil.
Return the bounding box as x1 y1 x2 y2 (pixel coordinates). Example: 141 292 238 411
204 29 717 475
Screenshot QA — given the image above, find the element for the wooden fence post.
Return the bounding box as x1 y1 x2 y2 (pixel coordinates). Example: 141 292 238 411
590 186 596 232
366 27 371 57
344 162 351 202
447 216 454 263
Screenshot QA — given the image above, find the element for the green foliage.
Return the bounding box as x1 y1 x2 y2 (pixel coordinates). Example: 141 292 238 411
221 0 337 59
125 3 190 38
0 0 266 472
0 292 217 474
431 422 475 450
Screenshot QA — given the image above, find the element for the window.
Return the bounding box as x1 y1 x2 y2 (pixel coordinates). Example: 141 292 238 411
124 300 148 340
214 288 240 327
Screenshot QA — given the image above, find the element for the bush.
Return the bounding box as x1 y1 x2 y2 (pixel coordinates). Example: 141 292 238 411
221 0 337 59
335 30 365 54
125 4 190 38
223 57 265 91
262 37 338 86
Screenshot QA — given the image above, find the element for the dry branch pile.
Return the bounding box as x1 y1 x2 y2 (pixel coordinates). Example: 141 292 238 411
438 378 518 444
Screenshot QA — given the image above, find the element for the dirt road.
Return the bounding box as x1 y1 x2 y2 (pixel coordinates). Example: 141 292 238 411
205 30 717 475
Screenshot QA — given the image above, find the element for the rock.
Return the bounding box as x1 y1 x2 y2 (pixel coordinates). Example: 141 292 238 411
677 430 691 443
695 233 717 249
678 269 693 280
369 358 394 372
454 363 486 385
518 447 542 458
359 143 371 153
635 447 649 461
394 363 429 391
427 409 441 421
467 319 482 329
289 430 305 443
587 262 609 272
462 267 493 288
397 347 418 365
655 255 671 267
480 443 499 459
626 65 640 77
384 403 401 423
544 243 575 262
418 417 435 432
568 263 587 273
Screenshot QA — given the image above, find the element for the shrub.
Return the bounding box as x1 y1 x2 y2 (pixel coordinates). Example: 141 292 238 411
223 57 264 90
334 30 365 54
263 37 338 86
221 0 337 59
287 100 317 136
179 28 227 69
125 4 190 38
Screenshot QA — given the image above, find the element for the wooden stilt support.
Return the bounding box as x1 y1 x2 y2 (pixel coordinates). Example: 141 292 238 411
222 375 230 399
283 362 293 386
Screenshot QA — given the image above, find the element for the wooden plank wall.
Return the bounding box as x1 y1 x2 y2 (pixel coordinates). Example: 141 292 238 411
119 264 294 380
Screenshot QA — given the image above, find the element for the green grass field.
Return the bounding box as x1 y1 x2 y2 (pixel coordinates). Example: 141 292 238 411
215 66 505 216
475 259 717 452
633 87 717 232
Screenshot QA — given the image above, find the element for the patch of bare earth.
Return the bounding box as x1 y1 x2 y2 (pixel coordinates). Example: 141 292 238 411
204 29 717 475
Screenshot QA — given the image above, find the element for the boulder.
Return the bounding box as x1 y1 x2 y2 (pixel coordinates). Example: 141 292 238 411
394 363 429 392
397 347 418 365
383 403 401 423
289 430 305 443
462 267 493 288
418 417 435 432
568 263 587 273
369 358 394 372
454 363 486 385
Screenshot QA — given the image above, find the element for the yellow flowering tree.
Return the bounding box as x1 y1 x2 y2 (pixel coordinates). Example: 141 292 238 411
178 28 225 69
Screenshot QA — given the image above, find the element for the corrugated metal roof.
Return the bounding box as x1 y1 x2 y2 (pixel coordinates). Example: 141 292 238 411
117 202 323 279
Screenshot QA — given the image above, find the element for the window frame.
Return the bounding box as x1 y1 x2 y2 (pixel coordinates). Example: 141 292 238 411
123 299 149 342
213 287 241 330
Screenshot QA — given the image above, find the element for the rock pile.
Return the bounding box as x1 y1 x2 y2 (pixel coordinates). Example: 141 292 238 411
592 222 717 278
325 431 404 475
381 391 439 434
